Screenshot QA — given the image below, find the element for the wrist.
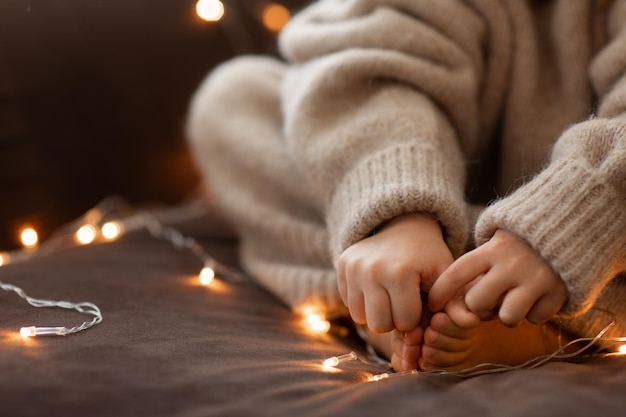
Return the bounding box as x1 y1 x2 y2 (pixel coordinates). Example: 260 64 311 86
378 212 442 235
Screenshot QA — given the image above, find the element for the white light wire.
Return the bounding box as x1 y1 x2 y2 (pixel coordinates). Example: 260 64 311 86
131 210 245 283
334 312 626 382
0 280 102 336
0 194 240 338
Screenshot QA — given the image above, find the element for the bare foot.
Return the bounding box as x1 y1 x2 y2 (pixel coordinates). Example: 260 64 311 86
362 326 424 371
420 311 566 372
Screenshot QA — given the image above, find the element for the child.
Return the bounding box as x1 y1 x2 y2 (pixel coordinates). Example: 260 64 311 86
187 0 626 372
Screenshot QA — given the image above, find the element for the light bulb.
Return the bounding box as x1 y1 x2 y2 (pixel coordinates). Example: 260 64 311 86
323 351 358 368
369 373 390 382
199 266 215 285
101 221 123 240
20 326 66 338
196 0 225 22
305 312 331 334
261 3 290 32
20 227 39 249
75 224 97 245
0 252 7 267
618 344 626 355
369 369 418 382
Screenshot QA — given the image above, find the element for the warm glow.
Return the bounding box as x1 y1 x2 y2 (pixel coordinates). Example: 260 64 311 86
0 252 7 267
75 224 97 245
196 0 225 22
323 351 358 368
20 326 36 338
305 312 331 334
369 373 390 382
618 344 626 354
199 266 215 286
101 221 122 240
261 3 290 32
20 227 39 248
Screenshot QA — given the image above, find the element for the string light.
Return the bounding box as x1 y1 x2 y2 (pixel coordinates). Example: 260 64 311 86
360 313 626 382
20 326 66 338
4 195 626 383
305 311 331 334
196 0 225 22
0 280 102 338
369 369 418 382
75 224 98 245
261 3 290 33
199 265 216 286
323 351 358 368
101 221 122 241
20 227 38 249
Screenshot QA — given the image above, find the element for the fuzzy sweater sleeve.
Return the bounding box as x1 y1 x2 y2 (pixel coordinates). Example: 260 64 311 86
475 0 626 317
277 0 489 261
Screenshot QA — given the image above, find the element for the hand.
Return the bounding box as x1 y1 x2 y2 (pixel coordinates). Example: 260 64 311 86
428 229 568 327
337 213 454 333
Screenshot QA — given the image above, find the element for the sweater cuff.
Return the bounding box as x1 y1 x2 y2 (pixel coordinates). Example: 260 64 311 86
475 159 626 316
327 143 468 262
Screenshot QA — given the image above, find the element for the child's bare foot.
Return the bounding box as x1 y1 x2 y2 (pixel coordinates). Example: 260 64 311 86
365 303 432 372
420 310 566 372
362 326 424 371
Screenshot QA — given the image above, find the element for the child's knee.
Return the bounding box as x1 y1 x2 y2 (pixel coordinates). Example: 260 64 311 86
194 56 286 104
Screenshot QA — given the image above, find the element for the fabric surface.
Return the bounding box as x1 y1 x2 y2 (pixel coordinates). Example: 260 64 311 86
1 209 626 417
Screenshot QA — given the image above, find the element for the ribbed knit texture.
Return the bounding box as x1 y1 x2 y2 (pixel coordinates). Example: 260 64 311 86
475 121 626 316
187 0 626 331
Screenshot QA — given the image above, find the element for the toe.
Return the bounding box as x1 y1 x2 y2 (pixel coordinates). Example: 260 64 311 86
421 344 470 369
424 326 472 352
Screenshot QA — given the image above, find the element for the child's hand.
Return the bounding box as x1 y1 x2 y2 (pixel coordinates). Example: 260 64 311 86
428 229 568 327
337 213 454 333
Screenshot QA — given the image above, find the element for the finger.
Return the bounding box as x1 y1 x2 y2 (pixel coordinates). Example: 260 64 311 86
464 271 516 319
347 288 366 325
444 297 481 329
526 292 567 324
428 252 491 312
363 286 393 333
388 282 422 331
336 262 348 306
496 286 536 327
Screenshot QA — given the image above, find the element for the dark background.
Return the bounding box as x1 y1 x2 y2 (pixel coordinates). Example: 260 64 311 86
0 0 310 249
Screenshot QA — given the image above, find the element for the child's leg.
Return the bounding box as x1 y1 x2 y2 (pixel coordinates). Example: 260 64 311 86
187 57 343 314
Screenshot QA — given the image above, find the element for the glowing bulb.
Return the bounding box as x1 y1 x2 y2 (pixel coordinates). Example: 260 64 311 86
20 326 66 338
618 344 626 354
323 351 358 368
20 227 38 248
101 221 123 240
196 0 225 22
369 373 390 382
75 224 97 245
0 252 7 267
199 266 215 285
261 3 290 32
369 369 418 382
20 326 37 338
305 312 331 334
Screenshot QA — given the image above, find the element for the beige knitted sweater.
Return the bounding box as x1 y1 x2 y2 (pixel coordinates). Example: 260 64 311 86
187 0 626 336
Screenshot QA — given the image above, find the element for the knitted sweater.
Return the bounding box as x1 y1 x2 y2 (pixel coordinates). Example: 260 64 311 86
187 0 626 328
